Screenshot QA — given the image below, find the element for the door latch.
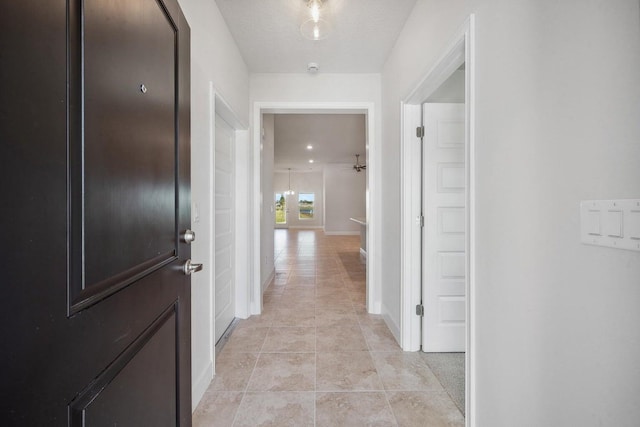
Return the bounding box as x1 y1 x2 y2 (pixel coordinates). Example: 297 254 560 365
183 259 203 275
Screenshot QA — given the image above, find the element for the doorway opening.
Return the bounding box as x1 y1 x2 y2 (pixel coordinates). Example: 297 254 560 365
400 15 476 425
249 103 381 319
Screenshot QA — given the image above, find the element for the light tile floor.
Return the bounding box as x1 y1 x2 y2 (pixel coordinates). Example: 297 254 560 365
193 229 464 427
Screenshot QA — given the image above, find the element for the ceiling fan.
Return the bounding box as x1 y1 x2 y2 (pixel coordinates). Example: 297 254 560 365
353 154 366 172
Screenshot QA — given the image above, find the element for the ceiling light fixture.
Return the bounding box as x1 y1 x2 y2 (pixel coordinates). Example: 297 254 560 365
301 0 331 41
285 168 295 196
307 144 313 150
353 154 366 172
309 0 321 22
308 159 314 163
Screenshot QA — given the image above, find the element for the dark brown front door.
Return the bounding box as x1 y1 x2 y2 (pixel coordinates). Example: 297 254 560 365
1 0 191 425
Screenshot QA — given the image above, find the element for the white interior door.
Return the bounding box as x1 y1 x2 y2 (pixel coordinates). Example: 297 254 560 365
214 115 235 343
422 103 466 352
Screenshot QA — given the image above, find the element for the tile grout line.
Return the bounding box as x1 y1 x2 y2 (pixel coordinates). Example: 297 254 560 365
227 357 256 426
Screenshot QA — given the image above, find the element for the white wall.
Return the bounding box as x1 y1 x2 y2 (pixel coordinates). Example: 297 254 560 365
179 0 249 125
380 0 468 351
251 73 383 312
251 73 382 106
324 166 366 234
177 0 249 411
274 171 324 228
260 114 275 290
383 0 640 424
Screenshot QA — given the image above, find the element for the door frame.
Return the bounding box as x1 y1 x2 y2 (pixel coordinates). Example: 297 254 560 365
400 15 476 425
191 84 249 406
249 102 381 316
211 89 251 322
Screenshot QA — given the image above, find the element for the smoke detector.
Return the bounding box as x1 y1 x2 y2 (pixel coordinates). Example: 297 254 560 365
307 62 319 73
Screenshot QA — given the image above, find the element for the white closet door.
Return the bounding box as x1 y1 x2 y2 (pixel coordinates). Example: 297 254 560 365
422 103 466 352
214 115 235 343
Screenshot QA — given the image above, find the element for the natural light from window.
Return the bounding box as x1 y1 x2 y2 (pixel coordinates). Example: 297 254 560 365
298 193 314 220
275 193 286 224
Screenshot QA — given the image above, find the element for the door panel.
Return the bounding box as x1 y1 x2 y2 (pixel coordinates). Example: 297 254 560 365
0 0 192 424
83 0 177 290
422 103 466 352
214 116 236 343
70 305 177 426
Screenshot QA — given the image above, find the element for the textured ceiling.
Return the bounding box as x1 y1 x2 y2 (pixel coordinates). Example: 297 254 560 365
215 0 418 73
273 114 366 171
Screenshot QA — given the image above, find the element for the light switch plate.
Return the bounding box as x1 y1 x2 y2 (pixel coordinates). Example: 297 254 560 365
585 210 601 236
580 200 640 251
630 211 640 240
604 210 623 237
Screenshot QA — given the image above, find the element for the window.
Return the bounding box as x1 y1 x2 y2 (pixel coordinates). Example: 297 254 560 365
275 193 286 224
298 193 314 219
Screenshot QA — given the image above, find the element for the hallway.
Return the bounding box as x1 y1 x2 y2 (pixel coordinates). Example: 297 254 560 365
193 229 464 426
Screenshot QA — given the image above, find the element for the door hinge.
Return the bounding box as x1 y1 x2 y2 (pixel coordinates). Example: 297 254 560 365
418 215 424 228
416 304 424 316
416 126 425 138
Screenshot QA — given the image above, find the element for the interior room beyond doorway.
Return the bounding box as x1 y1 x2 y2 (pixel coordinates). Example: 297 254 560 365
254 102 381 320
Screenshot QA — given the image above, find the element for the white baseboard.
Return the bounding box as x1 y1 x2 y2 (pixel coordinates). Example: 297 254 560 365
359 248 367 258
288 225 324 229
261 267 275 294
192 360 213 412
324 231 360 236
382 303 401 344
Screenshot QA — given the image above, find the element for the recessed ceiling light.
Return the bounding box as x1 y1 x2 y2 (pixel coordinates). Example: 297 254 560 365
306 145 313 150
308 159 314 163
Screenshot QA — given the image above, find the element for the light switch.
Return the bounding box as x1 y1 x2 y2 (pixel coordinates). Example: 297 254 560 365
586 210 601 236
605 210 622 237
580 200 640 252
629 211 640 240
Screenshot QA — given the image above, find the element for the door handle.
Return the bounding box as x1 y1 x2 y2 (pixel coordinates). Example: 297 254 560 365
182 229 196 243
183 259 203 275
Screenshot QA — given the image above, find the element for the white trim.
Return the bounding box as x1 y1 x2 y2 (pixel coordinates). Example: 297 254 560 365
288 225 325 230
251 101 381 315
324 231 360 236
215 92 248 130
405 43 466 105
400 102 422 352
234 128 251 319
191 360 213 413
250 110 262 315
466 15 477 426
359 248 367 259
382 303 400 342
261 267 275 293
399 15 476 427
